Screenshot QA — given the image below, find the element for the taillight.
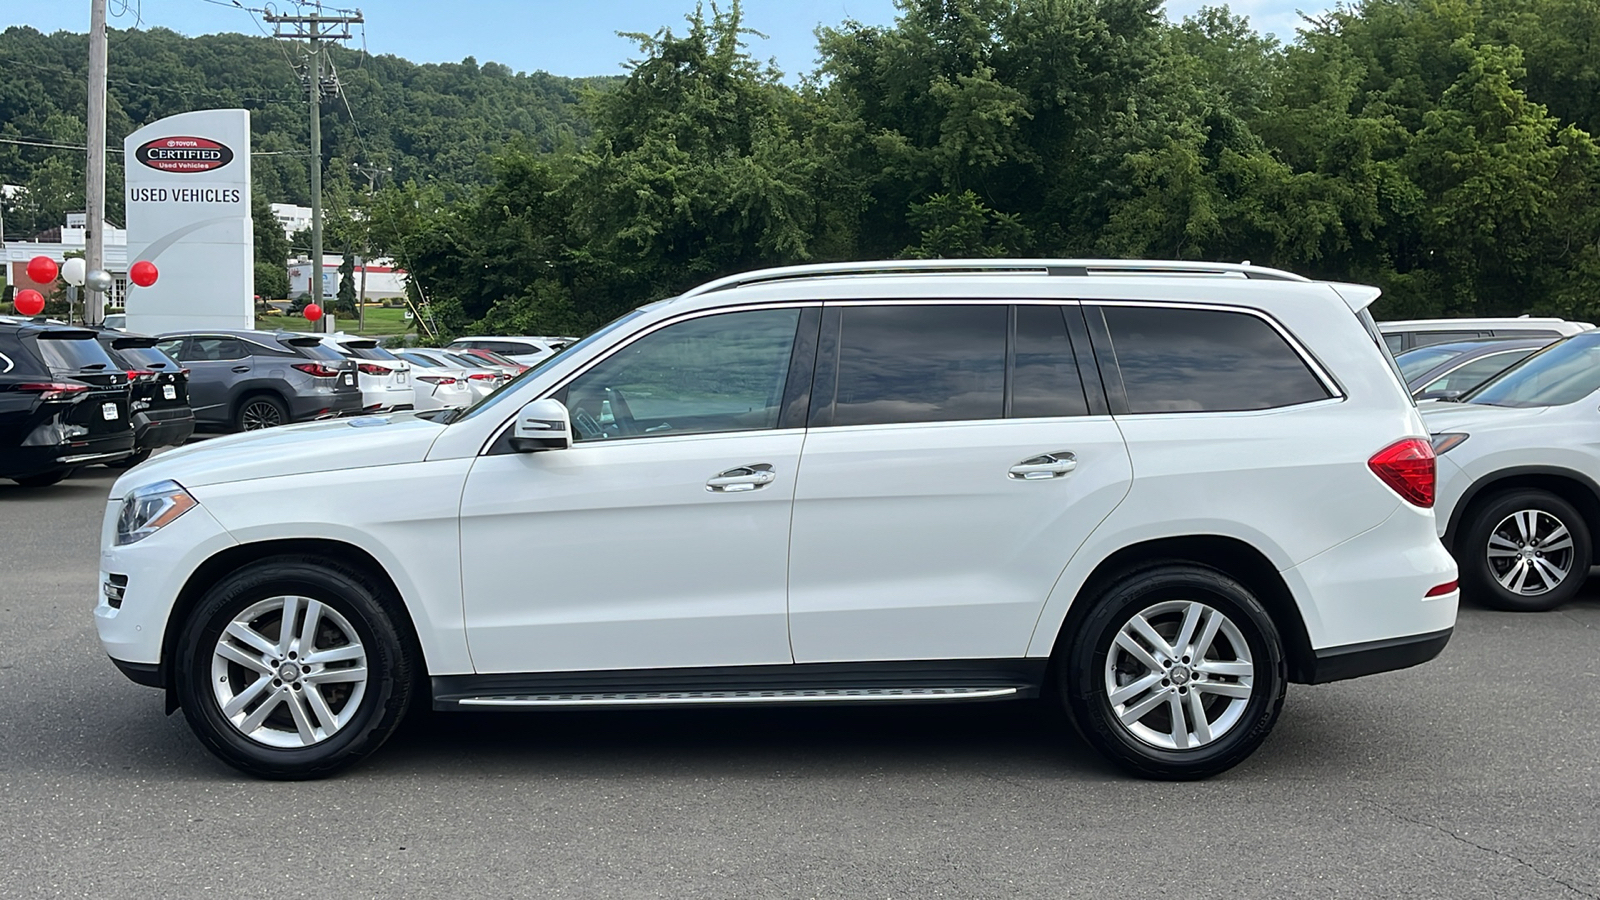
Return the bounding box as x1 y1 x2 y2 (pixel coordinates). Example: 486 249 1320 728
16 382 90 400
467 372 497 382
417 374 458 386
1425 580 1458 597
357 363 389 376
291 363 342 378
127 370 157 382
1369 438 1436 507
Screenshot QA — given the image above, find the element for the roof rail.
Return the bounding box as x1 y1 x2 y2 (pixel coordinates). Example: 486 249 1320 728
681 258 1310 297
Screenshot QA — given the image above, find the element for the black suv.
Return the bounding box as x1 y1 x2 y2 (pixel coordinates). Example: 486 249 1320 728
94 331 195 467
1 321 134 486
155 330 362 431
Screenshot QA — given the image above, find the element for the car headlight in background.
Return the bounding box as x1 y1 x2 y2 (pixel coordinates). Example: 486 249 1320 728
115 480 198 546
1430 433 1470 455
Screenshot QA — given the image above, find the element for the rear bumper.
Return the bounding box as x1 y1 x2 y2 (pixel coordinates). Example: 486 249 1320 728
1303 627 1453 684
288 391 364 422
132 409 195 448
2 432 134 477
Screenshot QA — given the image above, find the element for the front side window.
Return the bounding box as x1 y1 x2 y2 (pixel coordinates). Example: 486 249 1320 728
1102 305 1331 413
1468 333 1600 407
829 305 1007 427
560 308 801 441
1420 351 1533 397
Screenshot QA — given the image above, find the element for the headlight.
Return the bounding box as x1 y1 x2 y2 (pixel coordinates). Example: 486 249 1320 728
116 480 198 546
1431 433 1470 455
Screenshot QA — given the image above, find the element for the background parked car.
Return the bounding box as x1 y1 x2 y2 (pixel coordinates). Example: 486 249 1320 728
1 321 133 486
1426 331 1600 611
155 330 362 431
398 348 508 399
1379 316 1591 354
391 351 481 409
315 334 415 413
94 331 194 468
1394 337 1550 400
452 347 527 376
447 335 565 367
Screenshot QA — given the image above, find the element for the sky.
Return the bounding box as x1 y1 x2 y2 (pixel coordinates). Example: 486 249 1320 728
0 0 1325 80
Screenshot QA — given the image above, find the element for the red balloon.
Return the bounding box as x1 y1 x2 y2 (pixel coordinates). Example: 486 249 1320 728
303 303 323 322
26 256 58 285
14 289 45 317
129 260 159 287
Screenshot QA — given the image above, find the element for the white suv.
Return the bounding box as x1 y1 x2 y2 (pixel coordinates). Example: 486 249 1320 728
95 260 1457 780
1424 331 1600 610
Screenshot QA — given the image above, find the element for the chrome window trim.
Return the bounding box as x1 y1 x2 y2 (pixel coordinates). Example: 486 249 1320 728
1086 298 1346 403
0 351 12 374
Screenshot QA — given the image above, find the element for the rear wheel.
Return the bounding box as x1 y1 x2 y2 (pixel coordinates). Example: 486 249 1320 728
1459 489 1590 612
1060 563 1287 780
11 469 70 488
236 394 287 431
175 556 414 779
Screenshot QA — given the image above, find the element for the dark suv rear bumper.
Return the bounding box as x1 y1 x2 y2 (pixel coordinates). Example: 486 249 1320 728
3 431 135 478
132 408 195 449
1304 628 1453 684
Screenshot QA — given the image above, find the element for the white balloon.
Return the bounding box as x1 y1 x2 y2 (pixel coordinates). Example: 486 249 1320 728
61 257 87 286
86 269 114 293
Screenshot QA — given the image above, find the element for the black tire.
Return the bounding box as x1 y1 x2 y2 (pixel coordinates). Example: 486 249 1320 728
235 393 288 432
1458 489 1590 612
106 447 152 469
1059 563 1287 780
11 469 70 488
175 556 415 779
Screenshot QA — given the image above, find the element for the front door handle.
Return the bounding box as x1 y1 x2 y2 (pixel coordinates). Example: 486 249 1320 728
1009 452 1077 480
231 366 250 373
707 463 777 493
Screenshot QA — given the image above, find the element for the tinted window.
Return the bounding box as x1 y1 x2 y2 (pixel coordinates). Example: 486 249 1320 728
1420 350 1534 397
830 305 1006 426
486 341 537 355
185 337 246 361
398 352 442 367
346 343 400 361
36 334 117 372
1102 306 1330 413
1412 331 1485 348
281 339 345 361
446 352 491 369
112 345 177 370
562 308 799 441
1468 333 1600 407
155 339 184 359
1012 305 1089 418
1395 345 1465 381
1383 333 1406 354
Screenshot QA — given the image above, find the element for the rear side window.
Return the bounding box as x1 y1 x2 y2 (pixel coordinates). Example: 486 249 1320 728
1012 305 1090 418
36 334 118 372
1101 306 1331 413
185 337 246 361
1412 331 1485 348
829 305 1007 426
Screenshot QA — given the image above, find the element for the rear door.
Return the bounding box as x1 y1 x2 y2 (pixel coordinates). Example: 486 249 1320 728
175 336 250 422
786 302 1133 663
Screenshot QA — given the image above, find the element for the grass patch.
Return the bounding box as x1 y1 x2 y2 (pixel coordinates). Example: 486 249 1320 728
258 305 413 336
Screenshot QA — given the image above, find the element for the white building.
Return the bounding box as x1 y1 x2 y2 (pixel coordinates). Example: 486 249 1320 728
270 203 313 239
4 213 131 306
288 255 408 301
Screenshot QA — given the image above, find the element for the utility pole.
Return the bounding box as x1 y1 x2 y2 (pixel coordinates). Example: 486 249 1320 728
265 5 362 333
85 0 108 326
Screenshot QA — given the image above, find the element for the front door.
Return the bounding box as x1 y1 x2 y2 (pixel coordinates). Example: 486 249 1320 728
787 303 1133 663
460 306 817 674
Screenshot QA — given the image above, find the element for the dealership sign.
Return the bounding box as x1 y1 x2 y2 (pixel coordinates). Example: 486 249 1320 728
123 110 255 333
133 136 236 173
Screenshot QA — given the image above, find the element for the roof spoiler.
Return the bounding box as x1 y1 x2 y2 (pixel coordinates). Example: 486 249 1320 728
1329 283 1383 312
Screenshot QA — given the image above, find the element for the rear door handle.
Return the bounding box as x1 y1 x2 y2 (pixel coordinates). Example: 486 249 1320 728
1009 452 1077 480
231 366 250 373
707 463 777 492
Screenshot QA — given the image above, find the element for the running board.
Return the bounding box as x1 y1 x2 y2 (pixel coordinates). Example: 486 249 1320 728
455 686 1019 708
432 660 1048 712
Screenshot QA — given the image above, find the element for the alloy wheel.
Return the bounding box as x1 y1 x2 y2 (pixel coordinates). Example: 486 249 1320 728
1486 509 1575 596
210 595 369 748
241 400 283 430
1104 600 1255 751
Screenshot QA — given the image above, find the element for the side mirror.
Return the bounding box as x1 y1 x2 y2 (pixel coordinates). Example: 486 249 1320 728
511 398 572 452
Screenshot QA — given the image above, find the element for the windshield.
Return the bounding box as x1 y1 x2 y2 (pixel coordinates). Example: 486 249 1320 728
454 308 648 423
445 351 494 369
113 345 177 370
471 349 520 367
1396 345 1465 381
399 351 442 368
346 343 401 361
281 338 347 361
1467 332 1600 407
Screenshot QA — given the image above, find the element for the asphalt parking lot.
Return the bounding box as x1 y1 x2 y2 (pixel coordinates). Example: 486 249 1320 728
1 466 1597 899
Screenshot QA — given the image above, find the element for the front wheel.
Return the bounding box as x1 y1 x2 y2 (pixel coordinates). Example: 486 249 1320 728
1459 489 1590 612
1060 563 1287 780
175 556 415 779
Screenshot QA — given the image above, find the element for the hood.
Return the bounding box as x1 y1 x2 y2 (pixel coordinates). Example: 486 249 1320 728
1419 401 1553 433
109 414 445 499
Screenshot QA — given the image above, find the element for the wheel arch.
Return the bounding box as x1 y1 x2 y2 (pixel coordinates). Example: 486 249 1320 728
230 387 290 426
158 537 428 713
1048 535 1318 684
1443 466 1600 557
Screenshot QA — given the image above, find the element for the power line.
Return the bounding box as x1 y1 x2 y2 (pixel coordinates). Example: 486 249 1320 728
0 135 304 156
